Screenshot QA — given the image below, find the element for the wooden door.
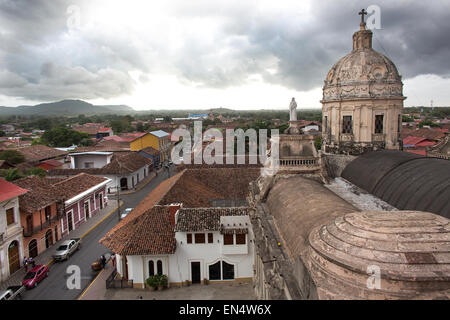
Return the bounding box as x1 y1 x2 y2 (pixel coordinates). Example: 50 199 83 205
8 241 20 274
191 262 201 284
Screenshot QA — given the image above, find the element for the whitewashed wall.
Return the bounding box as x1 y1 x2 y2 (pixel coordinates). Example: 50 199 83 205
0 197 24 282
124 217 254 286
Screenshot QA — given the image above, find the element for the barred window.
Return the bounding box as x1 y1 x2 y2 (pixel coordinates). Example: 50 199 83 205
187 233 192 244
223 234 234 245
342 116 353 134
208 233 214 244
236 234 246 245
194 233 205 244
375 115 384 134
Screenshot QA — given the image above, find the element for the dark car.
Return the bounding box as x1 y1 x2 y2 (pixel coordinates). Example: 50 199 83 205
22 265 49 289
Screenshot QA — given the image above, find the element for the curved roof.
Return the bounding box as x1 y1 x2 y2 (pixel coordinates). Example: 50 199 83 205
322 25 403 103
325 48 401 88
342 150 450 218
309 210 450 299
265 176 357 258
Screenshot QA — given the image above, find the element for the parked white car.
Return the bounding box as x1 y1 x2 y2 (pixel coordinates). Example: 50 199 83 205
121 208 133 220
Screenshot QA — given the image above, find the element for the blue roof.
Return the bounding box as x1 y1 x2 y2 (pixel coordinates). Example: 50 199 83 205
188 113 208 118
150 130 169 138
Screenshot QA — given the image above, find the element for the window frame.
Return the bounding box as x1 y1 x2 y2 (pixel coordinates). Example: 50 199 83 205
223 234 234 245
375 114 384 134
342 115 353 134
235 234 246 245
194 233 206 244
6 207 15 226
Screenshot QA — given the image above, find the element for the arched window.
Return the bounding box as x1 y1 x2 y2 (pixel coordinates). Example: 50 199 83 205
148 261 155 276
222 261 234 280
208 261 221 280
157 260 163 275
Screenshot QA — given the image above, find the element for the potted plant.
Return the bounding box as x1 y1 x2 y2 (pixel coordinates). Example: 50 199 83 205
158 275 168 290
146 275 158 291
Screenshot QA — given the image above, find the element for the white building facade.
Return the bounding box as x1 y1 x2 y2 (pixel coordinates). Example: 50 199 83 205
114 207 254 288
0 180 27 283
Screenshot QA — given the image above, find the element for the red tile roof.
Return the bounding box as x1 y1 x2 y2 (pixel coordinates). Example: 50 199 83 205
175 207 250 232
100 171 185 254
158 168 260 207
51 173 107 200
0 178 28 202
15 145 68 163
13 173 107 213
13 177 63 213
104 206 177 256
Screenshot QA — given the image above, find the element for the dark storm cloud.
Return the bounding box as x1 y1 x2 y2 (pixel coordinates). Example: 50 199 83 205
173 0 450 91
0 0 449 102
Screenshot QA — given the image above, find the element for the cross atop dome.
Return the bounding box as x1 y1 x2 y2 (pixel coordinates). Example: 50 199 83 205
358 9 368 30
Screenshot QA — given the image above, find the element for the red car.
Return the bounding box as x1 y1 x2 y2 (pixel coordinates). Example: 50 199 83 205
22 265 49 289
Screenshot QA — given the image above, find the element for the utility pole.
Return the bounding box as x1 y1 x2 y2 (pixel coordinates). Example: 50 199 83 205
117 180 121 220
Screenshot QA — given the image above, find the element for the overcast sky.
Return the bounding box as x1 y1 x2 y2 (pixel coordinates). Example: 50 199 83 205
0 0 449 110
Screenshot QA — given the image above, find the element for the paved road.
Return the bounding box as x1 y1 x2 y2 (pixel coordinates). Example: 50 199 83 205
20 165 175 300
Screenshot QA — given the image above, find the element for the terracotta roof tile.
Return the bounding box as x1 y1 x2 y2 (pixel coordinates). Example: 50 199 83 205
13 177 63 213
175 207 250 232
13 173 107 213
0 178 28 202
51 173 107 200
15 145 68 162
100 171 185 253
107 206 176 256
159 168 260 207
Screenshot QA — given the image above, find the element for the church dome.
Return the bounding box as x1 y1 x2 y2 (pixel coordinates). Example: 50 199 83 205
322 23 404 102
308 210 450 299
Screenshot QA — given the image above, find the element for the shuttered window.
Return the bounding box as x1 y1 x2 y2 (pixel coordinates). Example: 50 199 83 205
6 208 15 225
223 234 234 245
194 233 205 244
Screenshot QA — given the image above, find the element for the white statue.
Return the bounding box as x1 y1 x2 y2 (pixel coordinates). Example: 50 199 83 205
289 97 297 121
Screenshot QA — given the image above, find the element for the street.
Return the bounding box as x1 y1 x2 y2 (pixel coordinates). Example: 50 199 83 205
19 165 174 300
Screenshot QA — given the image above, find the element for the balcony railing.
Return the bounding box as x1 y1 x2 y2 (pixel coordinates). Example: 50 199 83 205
23 216 59 237
279 158 319 167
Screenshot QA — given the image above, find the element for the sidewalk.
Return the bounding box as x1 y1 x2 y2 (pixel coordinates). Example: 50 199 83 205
0 201 123 291
78 260 116 300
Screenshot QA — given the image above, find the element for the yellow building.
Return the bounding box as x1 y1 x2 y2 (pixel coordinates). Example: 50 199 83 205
130 130 171 162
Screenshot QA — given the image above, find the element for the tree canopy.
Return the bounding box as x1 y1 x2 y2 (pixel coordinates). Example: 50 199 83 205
0 149 25 164
40 126 92 147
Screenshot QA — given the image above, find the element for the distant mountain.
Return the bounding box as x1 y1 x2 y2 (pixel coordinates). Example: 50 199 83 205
0 99 135 116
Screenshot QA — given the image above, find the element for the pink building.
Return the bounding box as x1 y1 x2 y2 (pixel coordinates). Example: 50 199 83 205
53 174 110 236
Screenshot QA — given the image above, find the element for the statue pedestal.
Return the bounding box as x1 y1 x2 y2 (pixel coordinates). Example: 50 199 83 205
286 121 302 135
